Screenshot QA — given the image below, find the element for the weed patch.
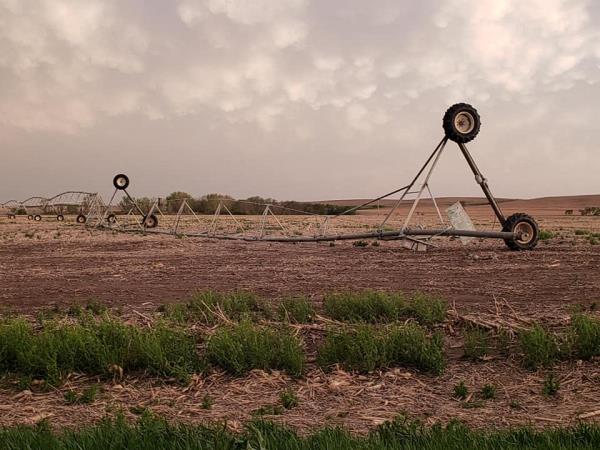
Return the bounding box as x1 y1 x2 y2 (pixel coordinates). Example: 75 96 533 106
317 324 444 374
205 321 304 376
323 291 446 325
0 318 201 384
463 326 489 360
277 296 314 323
519 325 559 370
160 291 271 324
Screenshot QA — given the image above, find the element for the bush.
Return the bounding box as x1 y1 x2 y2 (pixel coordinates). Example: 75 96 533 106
519 325 559 370
280 389 299 409
463 327 489 360
277 296 314 323
205 321 304 377
323 291 446 325
317 324 444 374
0 318 201 383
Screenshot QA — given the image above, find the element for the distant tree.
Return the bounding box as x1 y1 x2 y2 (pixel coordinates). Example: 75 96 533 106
165 192 193 213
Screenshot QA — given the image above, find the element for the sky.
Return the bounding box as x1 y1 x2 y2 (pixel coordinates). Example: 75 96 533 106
1 0 599 202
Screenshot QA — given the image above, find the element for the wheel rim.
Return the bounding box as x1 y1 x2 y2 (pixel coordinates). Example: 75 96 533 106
115 176 128 188
454 111 475 134
515 222 534 244
146 218 156 228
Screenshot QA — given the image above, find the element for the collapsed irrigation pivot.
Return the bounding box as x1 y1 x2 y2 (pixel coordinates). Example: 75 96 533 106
92 104 539 251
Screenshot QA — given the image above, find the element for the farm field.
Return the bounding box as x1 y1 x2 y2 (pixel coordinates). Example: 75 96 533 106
1 198 600 442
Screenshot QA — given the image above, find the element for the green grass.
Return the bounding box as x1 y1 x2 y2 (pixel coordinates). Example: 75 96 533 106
463 326 489 360
453 381 468 400
575 229 589 236
277 296 315 323
160 291 271 324
542 373 560 397
279 388 299 409
538 230 554 241
480 384 497 400
567 314 600 360
4 414 600 449
0 318 201 384
205 321 304 376
317 324 444 374
519 325 559 370
323 291 447 325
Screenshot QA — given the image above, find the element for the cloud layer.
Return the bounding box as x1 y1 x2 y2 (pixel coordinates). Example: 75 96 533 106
1 0 599 200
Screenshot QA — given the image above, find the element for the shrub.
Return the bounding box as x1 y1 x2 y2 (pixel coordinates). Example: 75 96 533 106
519 325 559 370
463 327 489 360
277 296 314 323
352 240 368 247
205 321 304 377
317 324 444 374
323 291 446 325
538 230 554 241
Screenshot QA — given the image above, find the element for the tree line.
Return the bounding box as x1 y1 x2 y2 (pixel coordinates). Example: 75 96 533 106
119 192 353 216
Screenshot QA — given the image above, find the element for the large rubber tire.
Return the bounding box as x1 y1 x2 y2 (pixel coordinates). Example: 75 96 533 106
143 214 158 229
503 213 539 251
113 174 130 190
76 214 87 224
34 215 42 222
443 103 481 143
57 215 65 222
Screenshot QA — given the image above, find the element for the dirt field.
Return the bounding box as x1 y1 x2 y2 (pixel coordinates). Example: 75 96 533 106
1 199 599 315
1 198 600 432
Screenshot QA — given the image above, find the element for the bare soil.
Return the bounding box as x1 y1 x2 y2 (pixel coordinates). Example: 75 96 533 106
1 203 599 432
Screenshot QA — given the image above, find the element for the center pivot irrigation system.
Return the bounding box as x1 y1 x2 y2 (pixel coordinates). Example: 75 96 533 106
89 103 539 250
2 192 104 223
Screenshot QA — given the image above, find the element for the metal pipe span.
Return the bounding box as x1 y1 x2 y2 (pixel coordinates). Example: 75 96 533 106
100 226 515 243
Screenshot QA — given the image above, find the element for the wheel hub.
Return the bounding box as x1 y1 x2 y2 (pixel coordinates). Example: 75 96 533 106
454 111 475 134
515 222 534 244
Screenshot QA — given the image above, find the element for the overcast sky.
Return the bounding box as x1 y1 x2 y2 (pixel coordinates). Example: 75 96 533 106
1 0 599 202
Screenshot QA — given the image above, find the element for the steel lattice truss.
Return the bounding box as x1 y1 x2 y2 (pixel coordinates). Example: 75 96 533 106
2 104 540 250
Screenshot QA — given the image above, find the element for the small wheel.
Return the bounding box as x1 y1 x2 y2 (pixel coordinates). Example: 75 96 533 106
8 214 16 219
113 174 130 190
34 215 42 221
107 214 117 224
443 103 481 143
143 214 158 229
57 215 64 222
27 215 33 220
76 214 87 224
503 213 539 251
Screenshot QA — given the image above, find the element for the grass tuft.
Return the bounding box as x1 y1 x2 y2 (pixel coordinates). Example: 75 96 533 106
453 381 468 400
519 325 559 370
0 318 201 384
323 291 446 325
160 291 271 324
317 324 444 374
542 373 560 397
567 314 600 360
277 296 314 323
205 321 304 377
463 326 489 360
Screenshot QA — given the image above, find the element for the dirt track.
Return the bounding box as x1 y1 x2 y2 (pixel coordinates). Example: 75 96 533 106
1 219 599 315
